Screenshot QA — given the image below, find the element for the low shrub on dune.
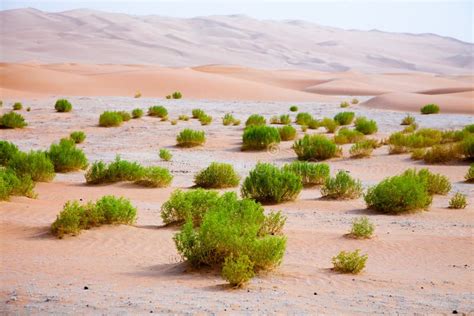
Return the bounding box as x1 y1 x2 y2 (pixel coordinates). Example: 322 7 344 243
0 141 19 166
321 118 339 133
349 140 374 158
293 134 340 161
340 101 350 108
8 150 55 182
178 114 190 121
351 98 359 105
245 114 266 127
69 131 86 144
13 102 23 111
222 255 255 288
460 135 474 159
411 168 451 195
99 111 123 127
148 105 168 119
420 103 440 114
333 112 355 126
354 117 378 135
321 171 362 200
242 125 280 150
131 108 144 119
334 128 365 145
0 111 27 129
283 161 329 186
290 105 298 112
270 114 291 125
466 164 474 182
422 144 462 164
48 138 88 172
134 166 173 188
295 112 313 126
199 114 212 126
402 123 418 134
349 216 374 239
54 99 72 113
278 125 297 141
176 129 206 147
332 250 367 274
194 162 240 188
401 114 415 125
192 109 206 119
449 193 467 209
0 168 36 200
159 148 172 161
172 91 182 99
222 113 236 126
117 111 132 122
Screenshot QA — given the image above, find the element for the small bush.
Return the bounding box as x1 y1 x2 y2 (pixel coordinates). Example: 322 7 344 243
54 99 72 112
26 107 31 112
179 114 190 121
355 117 378 135
132 108 144 119
349 140 374 158
301 125 308 132
192 109 205 119
420 103 440 114
70 131 86 144
222 113 236 126
99 111 123 127
293 134 340 161
199 114 212 126
278 125 297 141
334 128 365 144
85 156 143 184
172 91 182 99
0 168 36 200
159 148 172 161
0 141 19 166
279 114 291 125
170 119 177 125
0 112 27 128
194 162 240 188
460 135 474 159
283 161 329 186
8 150 55 182
465 164 474 183
449 193 467 209
245 114 266 127
321 171 362 200
307 119 320 130
48 138 88 172
259 211 286 236
423 144 462 164
134 91 141 98
270 116 279 124
222 255 255 288
402 123 418 134
176 129 206 147
401 114 415 125
148 105 168 118
411 148 426 160
412 169 451 195
241 163 302 203
351 98 359 105
349 217 374 239
134 166 173 188
13 102 23 111
233 119 241 126
321 118 339 133
290 105 298 112
166 95 171 99
242 125 280 151
50 201 84 238
332 250 367 274
295 112 313 126
334 112 355 125
340 101 350 108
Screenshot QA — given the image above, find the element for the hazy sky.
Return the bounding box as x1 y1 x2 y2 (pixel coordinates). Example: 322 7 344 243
1 0 472 42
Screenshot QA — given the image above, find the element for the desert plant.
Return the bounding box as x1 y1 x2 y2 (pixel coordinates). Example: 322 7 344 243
241 163 302 203
222 255 255 288
134 166 173 187
334 128 365 144
278 125 297 141
166 95 171 99
179 114 190 121
423 144 462 164
176 129 206 147
8 150 55 182
132 108 144 119
293 134 340 161
233 119 241 126
223 113 236 126
26 107 31 112
171 119 178 125
99 111 123 127
420 103 440 114
301 125 308 132
172 91 182 99
148 105 168 118
194 162 240 188
460 135 474 159
465 164 474 182
0 141 19 166
117 111 131 122
411 148 426 160
401 114 415 125
0 168 36 200
340 101 350 108
349 140 374 158
259 211 286 236
242 125 280 150
402 123 418 134
307 119 320 130
279 114 291 125
321 118 339 133
134 91 142 98
349 216 374 239
283 161 329 186
412 169 451 195
449 193 467 209
351 98 359 105
270 116 279 124
295 112 313 126
199 114 212 125
192 109 206 119
84 156 143 184
159 148 172 161
0 111 27 128
355 117 378 135
290 105 298 112
245 114 266 127
12 102 23 111
332 250 367 274
54 99 72 112
69 131 86 144
333 112 355 126
50 201 85 238
48 138 88 172
321 171 362 200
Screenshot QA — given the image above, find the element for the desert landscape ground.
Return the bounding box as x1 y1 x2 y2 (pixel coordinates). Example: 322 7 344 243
1 7 474 315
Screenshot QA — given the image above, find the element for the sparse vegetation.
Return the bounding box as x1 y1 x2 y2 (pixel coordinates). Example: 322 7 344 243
290 105 298 112
172 91 182 99
194 162 240 188
351 98 359 105
222 255 255 288
192 109 206 119
278 125 297 141
242 125 280 150
283 161 329 186
333 112 355 125
321 118 339 133
176 129 206 147
132 108 144 119
401 114 415 125
8 150 55 182
340 101 350 108
0 141 19 166
332 250 367 274
412 169 451 195
223 113 237 126
465 164 474 183
159 148 172 161
334 128 365 144
349 140 374 158
0 168 36 200
179 114 190 121
134 91 142 98
321 171 362 200
449 193 467 209
420 103 440 114
199 114 212 126
245 114 266 127
134 166 173 187
355 117 378 135
54 99 72 113
0 111 27 129
295 112 313 126
13 102 23 111
349 217 374 239
70 131 86 144
422 144 462 163
48 138 88 172
99 111 123 127
293 134 340 161
271 114 291 125
148 105 168 119
170 119 178 125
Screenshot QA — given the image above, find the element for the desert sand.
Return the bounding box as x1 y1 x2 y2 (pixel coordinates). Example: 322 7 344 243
1 97 473 314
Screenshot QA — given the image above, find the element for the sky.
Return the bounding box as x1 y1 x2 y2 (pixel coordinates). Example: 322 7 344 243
1 0 472 43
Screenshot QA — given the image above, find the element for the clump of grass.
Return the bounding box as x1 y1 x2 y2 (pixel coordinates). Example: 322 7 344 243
170 119 178 125
321 171 362 200
334 128 365 144
148 105 168 119
278 125 297 141
412 169 451 195
0 141 19 166
460 135 474 159
290 105 298 112
222 113 237 126
333 112 355 126
199 114 212 126
118 111 131 122
54 99 72 112
321 118 339 133
233 119 241 126
422 144 462 164
178 114 190 121
245 114 266 127
301 125 308 132
166 95 171 99
176 129 206 147
402 123 418 134
242 125 280 151
222 255 255 288
295 112 313 126
99 111 123 127
351 98 359 105
349 217 374 239
8 150 55 182
349 140 374 158
401 114 415 125
283 161 329 186
70 131 86 144
48 138 88 172
332 250 367 274
410 148 426 160
0 112 27 128
270 114 291 125
194 162 240 188
0 168 36 200
340 101 350 108
465 164 474 182
159 148 172 161
293 134 340 161
172 91 182 99
355 117 378 135
132 108 144 119
134 166 173 187
420 103 440 114
12 102 23 111
134 91 142 98
449 193 467 209
241 163 302 203
308 119 320 130
192 109 205 119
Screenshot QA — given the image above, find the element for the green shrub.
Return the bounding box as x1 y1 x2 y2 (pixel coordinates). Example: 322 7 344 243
26 107 31 112
222 113 236 126
283 161 329 186
440 129 467 144
355 117 378 135
460 135 474 159
132 109 144 119
192 109 205 119
170 119 178 125
349 217 374 239
233 119 241 126
349 140 374 158
278 125 297 141
279 114 291 125
307 119 320 130
245 114 266 127
412 169 451 195
148 105 168 118
389 129 442 149
334 128 365 144
301 125 308 132
194 162 240 188
54 99 72 112
401 114 415 125
93 195 137 224
351 98 359 105
117 111 132 121
172 91 182 99
134 166 173 187
0 168 36 200
340 101 350 108
295 112 313 126
0 112 27 128
241 163 302 203
8 150 55 182
166 95 171 99
179 114 190 121
176 129 206 147
222 255 255 288
321 171 362 200
48 138 88 172
449 193 467 209
242 125 280 150
420 103 440 114
423 144 462 164
411 148 426 160
85 156 143 184
334 112 355 125
99 111 123 127
332 250 367 274
161 189 221 225
51 201 84 238
199 114 212 126
402 123 418 134
0 141 19 166
159 148 172 161
270 116 279 124
290 105 298 112
293 134 340 161
321 118 339 133
12 102 23 111
466 164 474 182
259 211 286 236
69 131 86 144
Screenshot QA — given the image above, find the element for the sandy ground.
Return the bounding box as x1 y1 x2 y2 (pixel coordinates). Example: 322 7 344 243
1 97 473 314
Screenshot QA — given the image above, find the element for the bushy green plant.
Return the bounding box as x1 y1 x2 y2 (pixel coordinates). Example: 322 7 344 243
233 119 241 126
290 105 298 112
465 164 474 183
134 166 173 187
245 114 266 127
351 98 359 105
148 105 168 118
176 129 206 147
99 111 123 127
114 111 130 122
278 125 297 141
283 161 329 186
389 129 442 149
334 112 355 125
222 113 236 126
241 163 302 203
0 168 36 200
420 103 440 114
402 123 418 134
401 114 415 125
94 195 137 224
85 156 143 184
0 141 19 166
301 125 308 132
270 116 279 124
307 119 320 130
159 148 172 161
50 201 85 238
8 150 55 182
0 111 27 128
279 114 291 125
411 148 426 160
170 119 178 125
411 169 451 195
423 144 462 163
54 99 72 112
199 114 212 125
349 216 374 239
166 95 171 99
332 250 367 274
293 134 340 161
259 211 286 236
13 102 23 111
295 112 313 126
321 171 362 200
179 114 190 121
172 91 182 99
222 255 255 288
69 131 86 144
340 101 350 108
349 140 374 158
48 138 88 172
449 193 467 209
334 128 365 144
194 162 240 188
192 109 205 119
460 135 474 159
321 118 339 133
355 117 378 135
242 125 280 150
